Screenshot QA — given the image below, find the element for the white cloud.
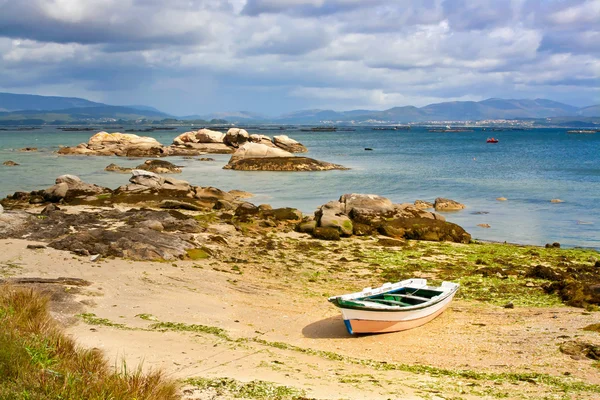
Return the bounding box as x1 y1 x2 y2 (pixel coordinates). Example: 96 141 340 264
0 0 598 114
548 0 600 25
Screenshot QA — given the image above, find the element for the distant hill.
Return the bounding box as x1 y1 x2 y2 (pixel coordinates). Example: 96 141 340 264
180 111 269 122
577 105 600 117
0 92 174 124
125 104 165 113
0 105 171 124
0 92 597 124
174 98 600 124
0 92 106 112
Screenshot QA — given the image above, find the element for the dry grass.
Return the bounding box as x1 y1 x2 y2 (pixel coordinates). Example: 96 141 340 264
0 284 179 400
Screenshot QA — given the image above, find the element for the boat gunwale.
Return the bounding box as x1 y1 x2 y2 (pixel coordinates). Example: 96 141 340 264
328 279 459 313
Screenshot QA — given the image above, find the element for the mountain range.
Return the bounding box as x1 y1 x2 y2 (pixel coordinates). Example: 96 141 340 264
265 98 598 124
0 92 598 125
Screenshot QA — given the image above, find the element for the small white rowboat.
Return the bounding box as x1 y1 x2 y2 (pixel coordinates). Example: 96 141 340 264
328 278 459 335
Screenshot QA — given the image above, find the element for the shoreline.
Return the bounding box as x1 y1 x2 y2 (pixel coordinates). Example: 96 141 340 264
3 138 599 249
1 160 596 250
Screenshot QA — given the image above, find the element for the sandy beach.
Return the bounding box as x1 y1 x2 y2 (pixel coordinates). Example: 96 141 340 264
2 215 599 399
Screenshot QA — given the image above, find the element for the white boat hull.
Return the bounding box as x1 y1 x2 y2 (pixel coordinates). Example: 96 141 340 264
341 292 455 334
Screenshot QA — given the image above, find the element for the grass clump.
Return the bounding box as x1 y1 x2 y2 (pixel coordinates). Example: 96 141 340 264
77 312 131 329
185 377 305 399
136 313 158 321
0 262 22 277
0 284 179 399
186 248 210 260
149 321 232 341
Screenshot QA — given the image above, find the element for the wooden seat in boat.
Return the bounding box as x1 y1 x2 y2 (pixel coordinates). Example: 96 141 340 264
386 293 430 302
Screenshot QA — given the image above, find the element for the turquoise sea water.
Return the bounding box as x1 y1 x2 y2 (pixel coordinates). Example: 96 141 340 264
1 126 599 249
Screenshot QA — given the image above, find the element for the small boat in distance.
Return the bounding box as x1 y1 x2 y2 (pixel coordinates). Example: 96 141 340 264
567 130 596 134
328 279 459 335
372 126 410 131
486 137 499 143
300 127 337 132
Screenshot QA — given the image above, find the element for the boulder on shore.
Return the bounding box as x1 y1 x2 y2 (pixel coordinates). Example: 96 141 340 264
379 217 471 243
49 227 195 261
303 193 469 243
315 201 353 236
1 174 113 208
1 171 253 213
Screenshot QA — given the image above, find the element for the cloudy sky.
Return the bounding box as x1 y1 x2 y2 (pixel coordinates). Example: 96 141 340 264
0 0 598 115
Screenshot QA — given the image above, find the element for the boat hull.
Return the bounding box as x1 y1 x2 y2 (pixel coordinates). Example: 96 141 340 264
343 299 452 334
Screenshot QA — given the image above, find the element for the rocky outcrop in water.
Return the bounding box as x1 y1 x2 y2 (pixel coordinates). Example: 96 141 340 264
434 198 466 211
105 163 132 173
173 128 225 145
106 160 182 174
414 200 433 209
2 160 19 166
58 132 164 157
228 142 293 161
223 143 347 171
170 128 233 154
224 128 250 148
136 159 182 174
249 134 277 147
302 193 470 243
273 135 308 153
58 130 310 157
225 157 348 171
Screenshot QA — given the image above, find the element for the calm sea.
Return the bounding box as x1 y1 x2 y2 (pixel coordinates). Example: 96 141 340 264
1 126 599 249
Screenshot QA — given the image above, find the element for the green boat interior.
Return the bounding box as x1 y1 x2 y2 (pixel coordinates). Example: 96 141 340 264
359 288 444 307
